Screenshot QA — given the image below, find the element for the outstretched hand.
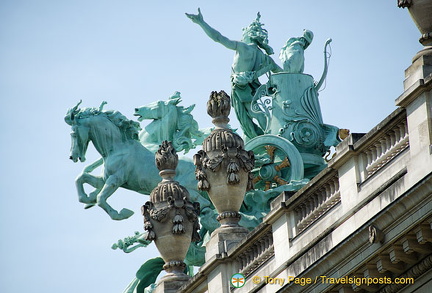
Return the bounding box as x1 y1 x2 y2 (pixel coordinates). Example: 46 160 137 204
185 8 203 24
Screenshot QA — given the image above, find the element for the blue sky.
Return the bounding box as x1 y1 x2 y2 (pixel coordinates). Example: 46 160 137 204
0 1 421 292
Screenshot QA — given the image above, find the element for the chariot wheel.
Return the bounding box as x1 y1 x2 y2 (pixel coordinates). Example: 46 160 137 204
245 135 304 190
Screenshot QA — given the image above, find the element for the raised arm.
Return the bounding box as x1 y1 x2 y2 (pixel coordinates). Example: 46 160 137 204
186 8 238 50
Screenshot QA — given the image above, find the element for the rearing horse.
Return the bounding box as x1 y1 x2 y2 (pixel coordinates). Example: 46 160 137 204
65 101 216 228
134 92 210 154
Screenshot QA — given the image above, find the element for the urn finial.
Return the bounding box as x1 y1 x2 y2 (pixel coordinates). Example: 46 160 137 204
207 90 231 128
142 141 200 288
155 140 178 180
194 91 255 228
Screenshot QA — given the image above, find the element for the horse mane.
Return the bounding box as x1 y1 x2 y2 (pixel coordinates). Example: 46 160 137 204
75 107 141 141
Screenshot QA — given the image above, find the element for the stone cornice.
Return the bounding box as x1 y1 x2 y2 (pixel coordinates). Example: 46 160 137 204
396 73 432 108
276 171 432 292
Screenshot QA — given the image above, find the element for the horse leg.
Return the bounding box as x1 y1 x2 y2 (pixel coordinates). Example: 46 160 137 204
84 173 105 209
75 172 104 207
97 175 134 220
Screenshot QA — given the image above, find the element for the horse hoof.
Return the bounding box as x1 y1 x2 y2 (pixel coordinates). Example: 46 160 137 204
119 208 134 219
84 203 96 209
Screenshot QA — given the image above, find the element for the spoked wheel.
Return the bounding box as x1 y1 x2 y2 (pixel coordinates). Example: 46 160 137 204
245 135 304 190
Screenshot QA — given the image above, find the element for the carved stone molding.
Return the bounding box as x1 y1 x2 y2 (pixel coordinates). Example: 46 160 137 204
378 254 432 293
369 224 385 244
397 0 412 8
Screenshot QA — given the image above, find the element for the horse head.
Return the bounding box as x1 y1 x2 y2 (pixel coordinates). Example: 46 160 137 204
134 95 181 152
134 93 209 153
64 100 82 125
65 101 90 162
134 100 162 121
66 101 142 162
134 96 181 122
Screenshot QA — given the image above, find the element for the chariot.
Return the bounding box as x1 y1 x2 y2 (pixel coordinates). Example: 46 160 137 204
245 72 342 191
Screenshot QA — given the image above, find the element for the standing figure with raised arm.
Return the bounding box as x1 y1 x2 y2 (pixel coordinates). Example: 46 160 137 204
186 8 282 140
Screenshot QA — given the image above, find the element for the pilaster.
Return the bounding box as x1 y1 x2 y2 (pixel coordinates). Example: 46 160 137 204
206 261 238 293
205 226 249 261
396 53 432 184
271 212 292 268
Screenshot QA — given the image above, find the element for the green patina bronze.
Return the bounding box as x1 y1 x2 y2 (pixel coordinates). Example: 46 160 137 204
186 9 282 140
65 99 267 292
122 257 164 293
187 9 344 187
247 37 338 183
65 10 348 292
279 29 314 73
134 92 211 154
111 231 151 253
64 100 218 229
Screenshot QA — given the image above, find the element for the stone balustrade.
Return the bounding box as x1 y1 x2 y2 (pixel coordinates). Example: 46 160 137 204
293 173 340 234
179 39 432 293
228 109 413 286
180 102 431 292
236 229 274 277
360 114 409 180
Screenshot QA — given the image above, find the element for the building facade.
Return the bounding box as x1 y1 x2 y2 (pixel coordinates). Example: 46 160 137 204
178 28 432 293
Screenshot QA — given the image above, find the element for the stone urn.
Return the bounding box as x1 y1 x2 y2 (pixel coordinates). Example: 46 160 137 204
398 0 432 58
194 91 255 228
142 141 200 282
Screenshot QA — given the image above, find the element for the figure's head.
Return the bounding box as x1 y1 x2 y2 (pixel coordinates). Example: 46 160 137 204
302 29 314 49
338 129 350 140
242 12 274 54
